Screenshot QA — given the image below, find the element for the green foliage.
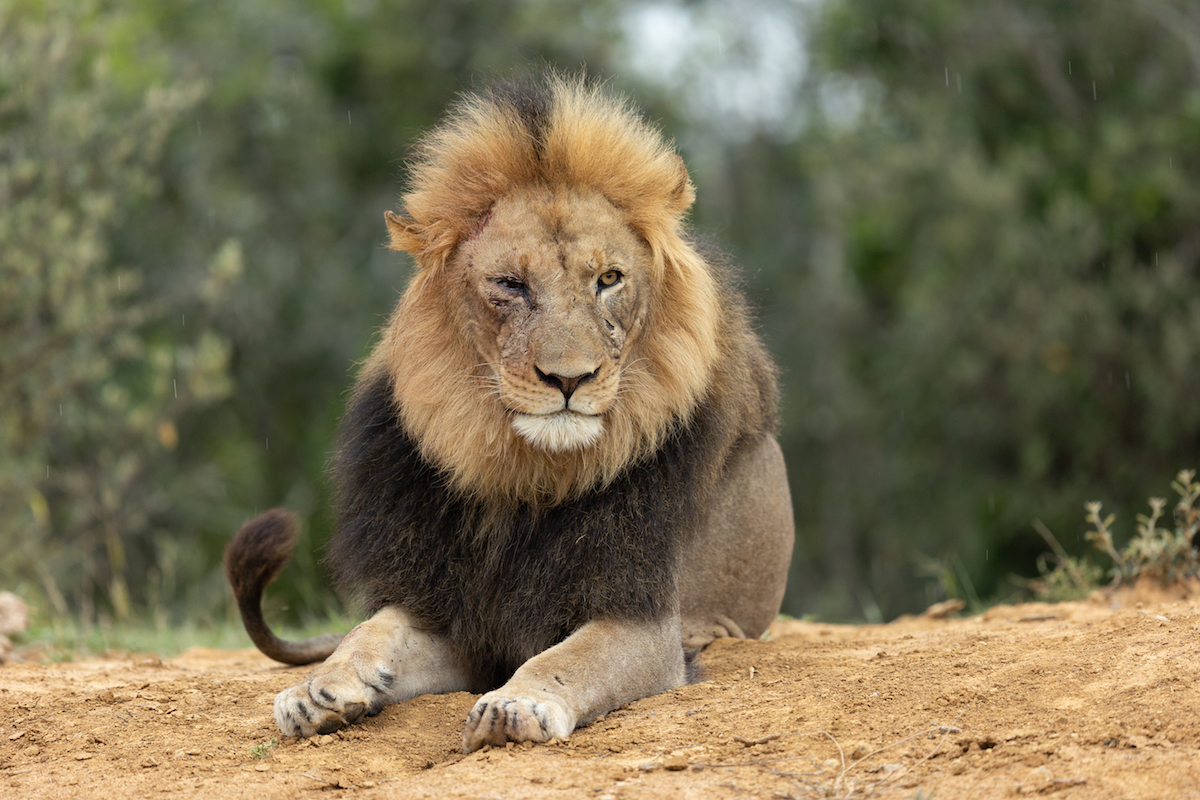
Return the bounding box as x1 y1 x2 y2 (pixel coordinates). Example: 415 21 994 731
0 1 226 623
1028 519 1104 602
1032 469 1198 601
753 0 1200 619
1085 469 1200 585
5 0 1199 639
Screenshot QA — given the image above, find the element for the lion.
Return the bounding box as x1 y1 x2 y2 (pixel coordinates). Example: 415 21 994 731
224 74 794 752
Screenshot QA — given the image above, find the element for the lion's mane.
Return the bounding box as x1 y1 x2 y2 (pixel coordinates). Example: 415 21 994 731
373 74 741 506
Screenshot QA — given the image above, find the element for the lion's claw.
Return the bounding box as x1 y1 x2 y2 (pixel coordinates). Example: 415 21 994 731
462 693 573 752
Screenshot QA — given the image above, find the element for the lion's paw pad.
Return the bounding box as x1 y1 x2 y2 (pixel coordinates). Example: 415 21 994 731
274 663 395 738
462 694 573 752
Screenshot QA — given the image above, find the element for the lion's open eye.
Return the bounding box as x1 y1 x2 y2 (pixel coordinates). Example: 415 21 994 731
597 270 622 290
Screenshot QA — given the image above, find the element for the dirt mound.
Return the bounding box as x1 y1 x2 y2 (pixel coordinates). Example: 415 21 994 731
2 588 1198 798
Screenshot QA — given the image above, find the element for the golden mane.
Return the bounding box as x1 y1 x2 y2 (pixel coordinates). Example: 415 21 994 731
371 74 724 506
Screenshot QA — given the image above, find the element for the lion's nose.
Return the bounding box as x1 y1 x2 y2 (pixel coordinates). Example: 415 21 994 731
535 367 598 402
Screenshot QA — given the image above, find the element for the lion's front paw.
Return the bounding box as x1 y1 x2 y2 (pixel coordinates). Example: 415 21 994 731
462 692 574 752
274 658 397 738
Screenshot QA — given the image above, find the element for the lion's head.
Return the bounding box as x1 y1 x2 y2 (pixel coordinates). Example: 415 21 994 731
371 75 724 505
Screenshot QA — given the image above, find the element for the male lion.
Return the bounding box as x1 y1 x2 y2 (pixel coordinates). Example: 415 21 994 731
225 74 794 752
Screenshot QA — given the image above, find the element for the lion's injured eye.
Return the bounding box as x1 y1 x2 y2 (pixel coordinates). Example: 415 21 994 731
494 277 529 295
597 270 622 290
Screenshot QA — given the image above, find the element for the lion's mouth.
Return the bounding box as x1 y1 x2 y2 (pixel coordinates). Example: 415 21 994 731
511 411 604 452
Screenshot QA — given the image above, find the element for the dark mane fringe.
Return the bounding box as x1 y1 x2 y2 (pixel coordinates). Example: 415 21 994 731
485 77 552 157
326 310 776 691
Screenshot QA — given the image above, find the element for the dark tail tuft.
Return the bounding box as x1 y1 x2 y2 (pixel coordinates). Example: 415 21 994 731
224 509 343 665
225 509 297 601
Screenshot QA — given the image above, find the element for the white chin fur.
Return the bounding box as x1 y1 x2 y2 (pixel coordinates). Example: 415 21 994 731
511 412 604 452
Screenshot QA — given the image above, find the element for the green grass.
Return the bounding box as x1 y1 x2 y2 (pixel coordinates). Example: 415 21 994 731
15 610 353 662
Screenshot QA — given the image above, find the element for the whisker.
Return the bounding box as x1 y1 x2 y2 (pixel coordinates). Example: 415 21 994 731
619 357 657 380
453 362 502 388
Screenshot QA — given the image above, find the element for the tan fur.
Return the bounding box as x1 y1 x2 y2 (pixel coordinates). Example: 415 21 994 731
462 616 684 751
377 74 722 505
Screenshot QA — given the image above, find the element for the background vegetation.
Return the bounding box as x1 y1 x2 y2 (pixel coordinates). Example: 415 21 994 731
3 0 1198 638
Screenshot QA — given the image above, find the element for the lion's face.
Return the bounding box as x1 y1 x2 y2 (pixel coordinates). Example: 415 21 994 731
456 187 652 452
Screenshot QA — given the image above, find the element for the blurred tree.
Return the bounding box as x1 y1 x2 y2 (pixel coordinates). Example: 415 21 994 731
0 1 225 623
615 0 1200 621
770 0 1200 619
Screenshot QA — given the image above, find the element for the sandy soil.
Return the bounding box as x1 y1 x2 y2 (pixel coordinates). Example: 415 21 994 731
2 584 1198 799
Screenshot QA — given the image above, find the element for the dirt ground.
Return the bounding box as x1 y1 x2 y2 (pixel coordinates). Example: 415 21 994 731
2 584 1198 800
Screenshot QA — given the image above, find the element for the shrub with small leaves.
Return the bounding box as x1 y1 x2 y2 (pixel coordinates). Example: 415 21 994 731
1085 470 1200 586
1031 469 1199 600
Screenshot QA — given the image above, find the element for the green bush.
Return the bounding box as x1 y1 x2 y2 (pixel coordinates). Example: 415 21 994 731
1086 469 1200 586
0 1 224 623
1032 469 1199 601
760 0 1200 619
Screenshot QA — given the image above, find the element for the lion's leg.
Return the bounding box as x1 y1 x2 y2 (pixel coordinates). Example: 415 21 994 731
274 606 469 737
461 615 684 752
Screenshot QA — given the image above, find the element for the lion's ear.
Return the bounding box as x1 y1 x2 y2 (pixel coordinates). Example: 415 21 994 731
384 210 424 254
665 154 696 218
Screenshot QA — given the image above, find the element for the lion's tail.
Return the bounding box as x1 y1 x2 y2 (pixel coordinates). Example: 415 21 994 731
223 509 344 665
